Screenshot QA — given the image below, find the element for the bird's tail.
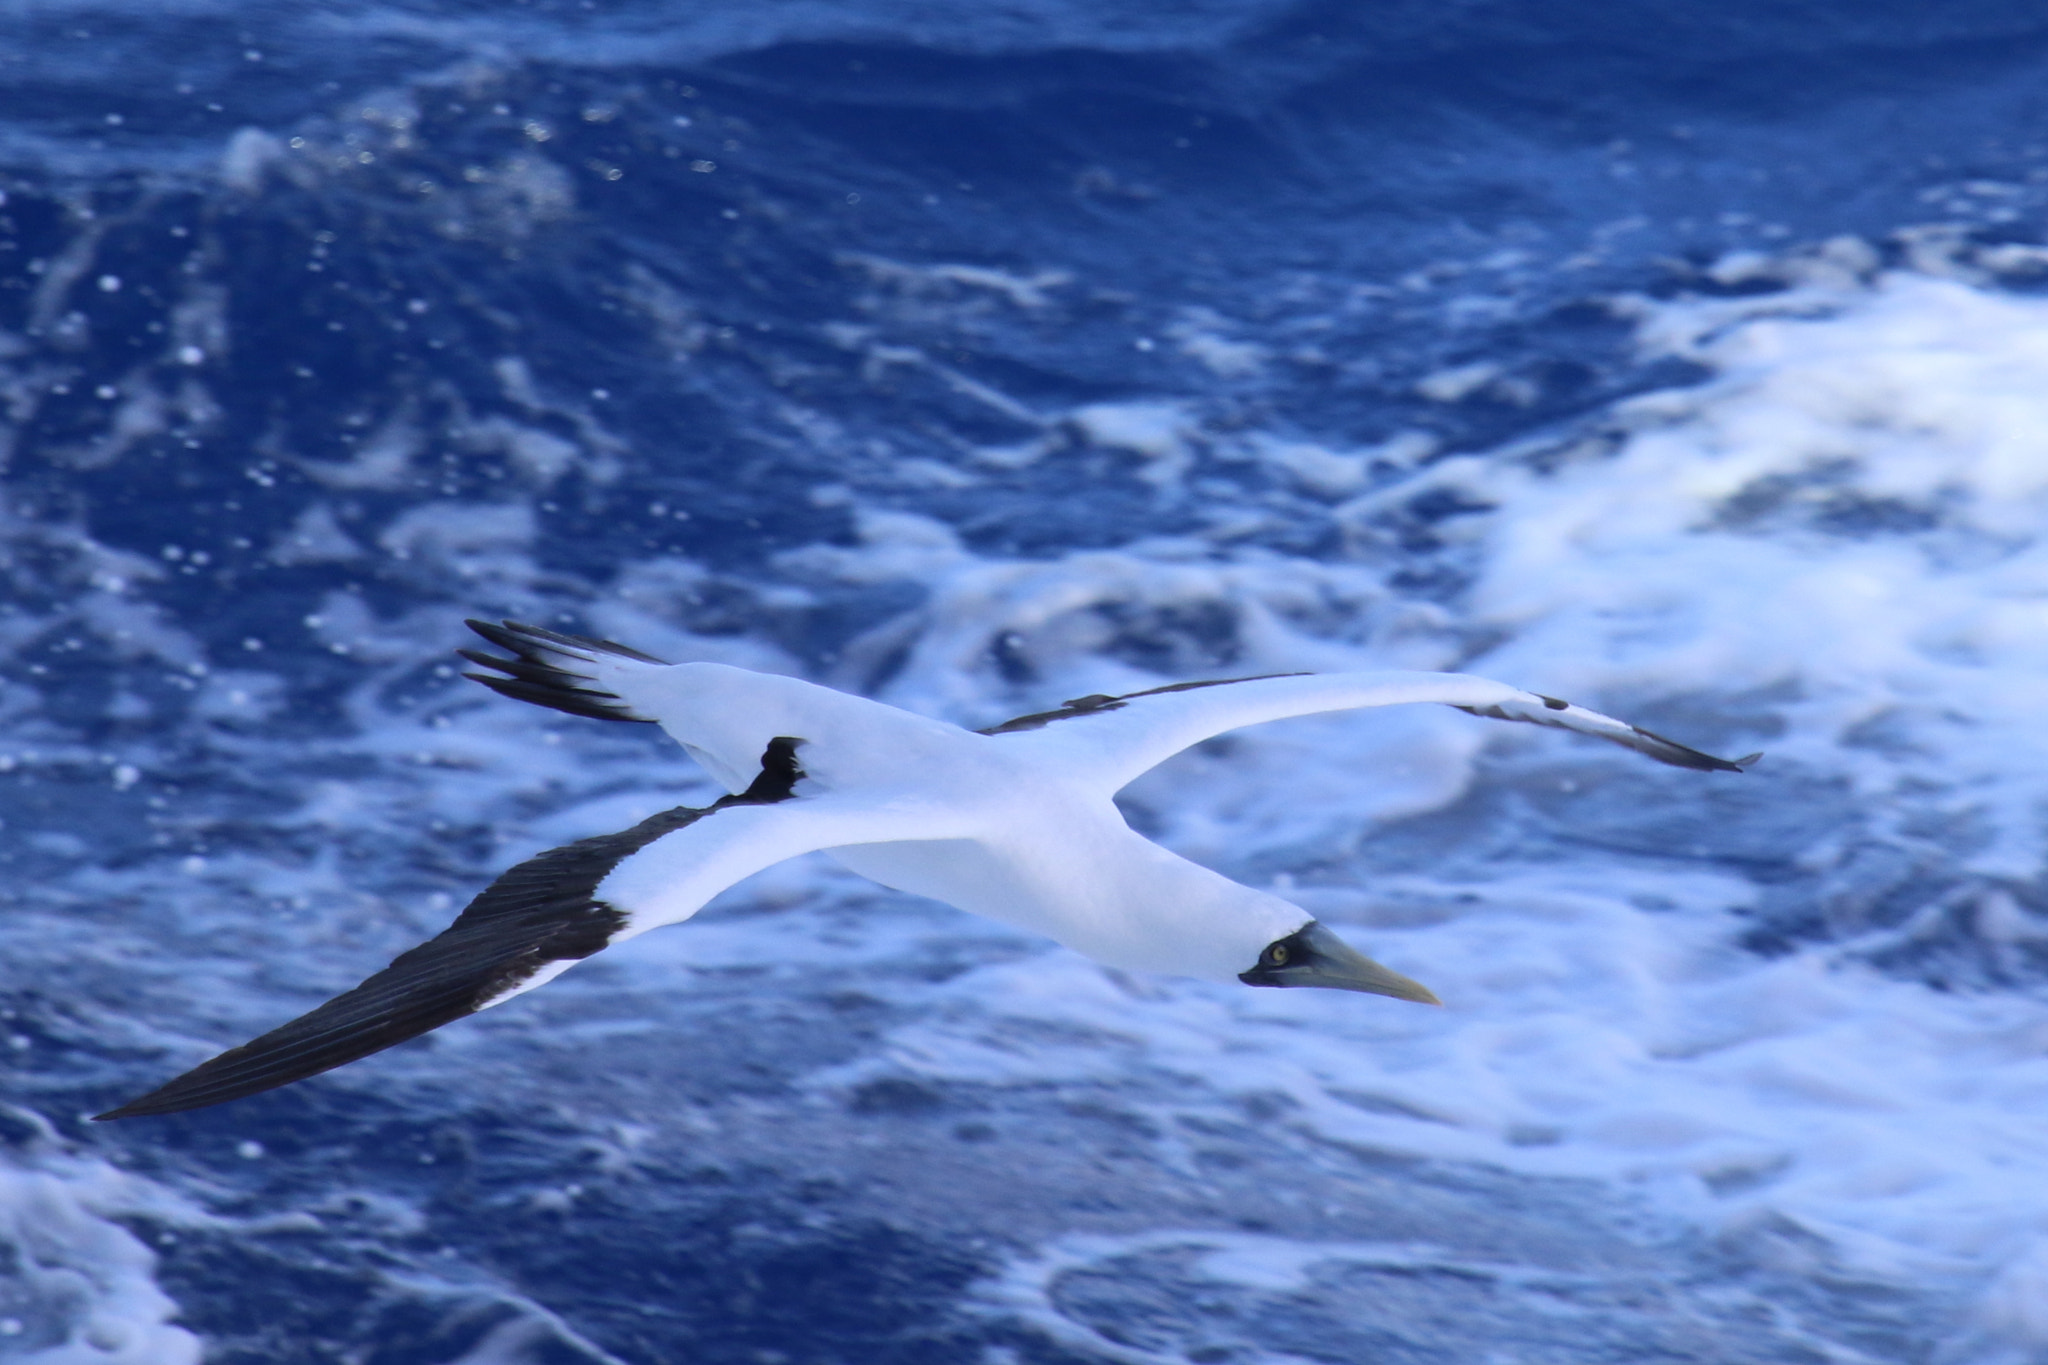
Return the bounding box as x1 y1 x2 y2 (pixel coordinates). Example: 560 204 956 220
458 619 667 723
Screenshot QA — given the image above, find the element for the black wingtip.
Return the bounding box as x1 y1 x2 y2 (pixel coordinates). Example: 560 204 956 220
1691 746 1762 774
465 672 654 724
1626 723 1763 773
94 1100 170 1122
459 619 666 723
470 618 669 666
94 1077 185 1120
93 1078 235 1121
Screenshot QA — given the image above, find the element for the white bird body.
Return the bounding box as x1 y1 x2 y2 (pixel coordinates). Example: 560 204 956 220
601 658 1304 980
97 620 1758 1120
831 816 1310 982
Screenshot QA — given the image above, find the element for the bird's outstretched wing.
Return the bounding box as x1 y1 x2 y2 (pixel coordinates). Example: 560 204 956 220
96 739 931 1120
982 671 1760 795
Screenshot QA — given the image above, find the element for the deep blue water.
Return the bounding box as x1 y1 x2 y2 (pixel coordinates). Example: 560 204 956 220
7 3 2048 1362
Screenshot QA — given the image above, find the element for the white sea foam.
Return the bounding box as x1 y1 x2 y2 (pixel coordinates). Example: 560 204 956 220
773 261 2048 1357
14 245 2048 1356
0 1115 202 1365
965 1228 1653 1365
1463 271 2048 872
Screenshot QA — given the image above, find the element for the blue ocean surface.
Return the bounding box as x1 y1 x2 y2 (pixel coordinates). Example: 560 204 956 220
7 2 2048 1360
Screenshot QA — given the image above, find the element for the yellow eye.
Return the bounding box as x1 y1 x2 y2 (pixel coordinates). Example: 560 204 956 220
1266 943 1290 966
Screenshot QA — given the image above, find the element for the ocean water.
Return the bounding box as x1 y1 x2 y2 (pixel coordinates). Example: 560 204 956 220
7 2 2048 1361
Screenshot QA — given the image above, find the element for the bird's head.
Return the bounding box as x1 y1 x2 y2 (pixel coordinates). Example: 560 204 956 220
1238 921 1441 1004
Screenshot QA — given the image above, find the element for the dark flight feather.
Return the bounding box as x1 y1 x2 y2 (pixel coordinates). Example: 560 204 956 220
96 737 806 1120
978 673 1311 735
459 618 669 724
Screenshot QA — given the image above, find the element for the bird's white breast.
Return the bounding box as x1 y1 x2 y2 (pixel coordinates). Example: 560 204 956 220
830 797 1304 982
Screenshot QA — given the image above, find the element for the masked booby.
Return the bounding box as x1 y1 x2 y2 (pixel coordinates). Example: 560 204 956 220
97 619 1756 1119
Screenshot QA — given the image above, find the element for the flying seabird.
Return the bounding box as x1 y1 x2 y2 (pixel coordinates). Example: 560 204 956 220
96 619 1758 1120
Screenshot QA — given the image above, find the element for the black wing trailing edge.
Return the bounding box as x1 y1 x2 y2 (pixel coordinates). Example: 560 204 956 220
979 672 1312 735
459 618 668 723
95 737 807 1121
